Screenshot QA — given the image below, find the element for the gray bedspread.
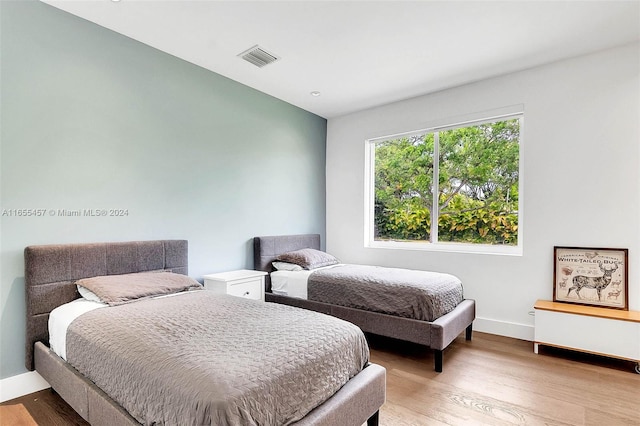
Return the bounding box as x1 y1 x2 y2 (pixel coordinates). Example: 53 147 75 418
308 264 463 321
66 292 369 426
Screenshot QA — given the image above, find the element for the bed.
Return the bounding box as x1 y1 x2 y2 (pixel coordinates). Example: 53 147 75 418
25 239 385 426
254 234 476 372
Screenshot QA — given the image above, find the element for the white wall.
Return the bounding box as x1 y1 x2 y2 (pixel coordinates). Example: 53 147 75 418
326 43 640 340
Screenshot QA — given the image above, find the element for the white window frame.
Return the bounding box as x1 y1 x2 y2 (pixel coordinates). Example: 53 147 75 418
364 110 524 256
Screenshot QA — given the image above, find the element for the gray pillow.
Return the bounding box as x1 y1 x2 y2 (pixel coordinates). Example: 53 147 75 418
276 248 339 270
76 272 202 306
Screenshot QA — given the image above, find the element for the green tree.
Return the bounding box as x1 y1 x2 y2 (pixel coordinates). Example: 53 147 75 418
373 118 520 245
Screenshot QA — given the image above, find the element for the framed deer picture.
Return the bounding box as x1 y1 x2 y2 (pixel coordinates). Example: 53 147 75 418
553 246 629 310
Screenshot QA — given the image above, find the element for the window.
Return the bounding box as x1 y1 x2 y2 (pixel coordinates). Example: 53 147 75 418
366 113 523 254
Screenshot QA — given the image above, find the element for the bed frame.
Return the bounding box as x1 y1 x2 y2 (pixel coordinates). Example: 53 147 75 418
254 234 476 372
25 239 385 426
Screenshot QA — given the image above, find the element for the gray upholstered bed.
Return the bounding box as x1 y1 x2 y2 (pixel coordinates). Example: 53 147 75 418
254 234 476 372
25 239 385 426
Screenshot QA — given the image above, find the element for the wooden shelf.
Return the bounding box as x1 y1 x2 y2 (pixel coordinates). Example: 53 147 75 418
534 300 640 323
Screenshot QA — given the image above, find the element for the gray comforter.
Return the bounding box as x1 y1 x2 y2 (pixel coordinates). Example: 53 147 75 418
308 264 463 321
66 292 369 425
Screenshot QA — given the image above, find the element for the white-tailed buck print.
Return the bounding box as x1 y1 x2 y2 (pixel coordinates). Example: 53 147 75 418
567 261 618 302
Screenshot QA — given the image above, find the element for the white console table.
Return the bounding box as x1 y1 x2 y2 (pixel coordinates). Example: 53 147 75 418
534 300 640 374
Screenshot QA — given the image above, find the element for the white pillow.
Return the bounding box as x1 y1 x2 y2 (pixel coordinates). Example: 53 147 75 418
77 285 102 303
272 261 303 271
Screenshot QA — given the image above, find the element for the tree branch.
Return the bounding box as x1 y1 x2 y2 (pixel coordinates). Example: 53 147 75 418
439 181 466 210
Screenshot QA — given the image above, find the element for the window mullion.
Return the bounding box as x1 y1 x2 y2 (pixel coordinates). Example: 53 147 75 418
431 132 439 244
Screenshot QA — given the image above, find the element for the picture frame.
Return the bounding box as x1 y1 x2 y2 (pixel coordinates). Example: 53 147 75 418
553 246 628 310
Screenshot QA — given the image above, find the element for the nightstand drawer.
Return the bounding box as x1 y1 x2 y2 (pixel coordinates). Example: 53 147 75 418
226 279 262 300
202 270 267 301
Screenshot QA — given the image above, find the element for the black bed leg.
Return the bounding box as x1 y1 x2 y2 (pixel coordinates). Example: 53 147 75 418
434 349 443 373
367 410 379 426
465 323 473 341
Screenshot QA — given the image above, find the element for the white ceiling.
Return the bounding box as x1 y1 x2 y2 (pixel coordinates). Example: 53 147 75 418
41 0 640 118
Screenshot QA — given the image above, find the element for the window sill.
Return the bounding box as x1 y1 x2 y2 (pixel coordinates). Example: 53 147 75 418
366 240 523 256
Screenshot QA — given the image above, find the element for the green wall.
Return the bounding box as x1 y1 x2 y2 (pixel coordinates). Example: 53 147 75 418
0 0 327 379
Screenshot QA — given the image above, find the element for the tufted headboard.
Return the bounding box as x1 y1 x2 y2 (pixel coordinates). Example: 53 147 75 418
24 239 188 370
253 234 321 292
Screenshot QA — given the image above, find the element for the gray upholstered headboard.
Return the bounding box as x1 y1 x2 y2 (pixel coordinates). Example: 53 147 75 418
24 239 188 370
253 234 321 292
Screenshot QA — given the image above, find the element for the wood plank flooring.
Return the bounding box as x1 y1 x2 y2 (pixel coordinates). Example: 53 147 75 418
0 388 88 426
1 332 638 425
367 332 640 425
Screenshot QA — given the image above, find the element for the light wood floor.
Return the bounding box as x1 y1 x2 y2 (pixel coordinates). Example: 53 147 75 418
368 332 640 425
2 332 638 425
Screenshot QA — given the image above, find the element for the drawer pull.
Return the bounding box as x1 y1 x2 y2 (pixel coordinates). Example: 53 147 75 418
243 291 250 296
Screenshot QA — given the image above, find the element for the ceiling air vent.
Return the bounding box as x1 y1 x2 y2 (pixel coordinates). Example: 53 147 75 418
238 45 280 68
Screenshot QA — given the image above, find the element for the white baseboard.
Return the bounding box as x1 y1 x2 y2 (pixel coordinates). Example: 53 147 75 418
474 316 535 341
0 371 50 403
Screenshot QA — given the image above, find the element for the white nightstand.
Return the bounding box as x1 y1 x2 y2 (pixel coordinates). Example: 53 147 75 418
202 269 267 301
